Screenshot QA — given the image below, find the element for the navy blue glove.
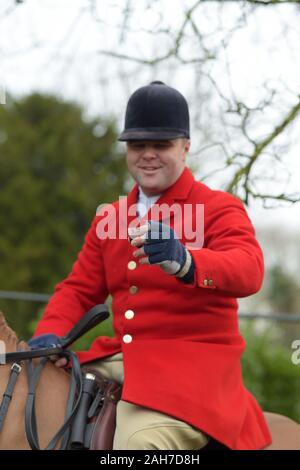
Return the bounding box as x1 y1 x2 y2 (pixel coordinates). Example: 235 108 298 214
137 221 195 283
28 333 62 350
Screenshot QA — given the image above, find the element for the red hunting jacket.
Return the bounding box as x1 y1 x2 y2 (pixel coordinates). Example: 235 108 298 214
34 167 272 450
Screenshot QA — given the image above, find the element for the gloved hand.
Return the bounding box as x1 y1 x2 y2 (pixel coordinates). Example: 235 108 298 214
27 333 68 368
129 221 195 283
28 333 62 350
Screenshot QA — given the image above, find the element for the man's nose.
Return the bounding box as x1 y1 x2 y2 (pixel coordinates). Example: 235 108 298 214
141 147 157 159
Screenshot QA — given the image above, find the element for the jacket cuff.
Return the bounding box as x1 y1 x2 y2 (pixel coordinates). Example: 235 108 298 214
176 250 195 284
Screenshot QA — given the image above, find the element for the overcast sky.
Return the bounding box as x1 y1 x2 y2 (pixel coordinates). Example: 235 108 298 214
1 0 300 235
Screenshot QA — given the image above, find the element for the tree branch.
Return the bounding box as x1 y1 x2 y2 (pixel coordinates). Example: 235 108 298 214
226 99 300 199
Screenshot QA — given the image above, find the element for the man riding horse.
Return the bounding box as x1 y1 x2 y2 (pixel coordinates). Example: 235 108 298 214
28 81 272 450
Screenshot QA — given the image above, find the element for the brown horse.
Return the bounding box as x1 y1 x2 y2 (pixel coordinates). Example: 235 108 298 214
0 311 300 450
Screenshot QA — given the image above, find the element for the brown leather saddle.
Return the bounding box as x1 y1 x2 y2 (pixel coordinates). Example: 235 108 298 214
80 366 122 450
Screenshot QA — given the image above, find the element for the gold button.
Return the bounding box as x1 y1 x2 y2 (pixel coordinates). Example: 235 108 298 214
203 279 208 286
208 279 214 286
125 309 135 320
123 334 132 344
129 285 138 294
128 261 137 270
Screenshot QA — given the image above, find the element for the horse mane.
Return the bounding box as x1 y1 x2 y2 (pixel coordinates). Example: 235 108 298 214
0 311 27 353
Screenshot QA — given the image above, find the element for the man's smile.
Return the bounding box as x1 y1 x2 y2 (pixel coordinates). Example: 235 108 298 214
139 166 162 173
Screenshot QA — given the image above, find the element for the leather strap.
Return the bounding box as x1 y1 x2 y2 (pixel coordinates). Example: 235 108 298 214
59 366 78 449
3 346 65 363
24 350 83 450
0 363 22 432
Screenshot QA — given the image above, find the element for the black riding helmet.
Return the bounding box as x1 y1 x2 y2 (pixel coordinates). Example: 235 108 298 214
118 81 190 141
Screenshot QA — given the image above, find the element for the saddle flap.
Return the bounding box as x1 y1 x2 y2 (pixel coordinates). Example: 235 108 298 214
81 366 122 450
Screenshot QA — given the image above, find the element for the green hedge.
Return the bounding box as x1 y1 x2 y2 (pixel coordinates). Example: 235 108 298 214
241 321 300 422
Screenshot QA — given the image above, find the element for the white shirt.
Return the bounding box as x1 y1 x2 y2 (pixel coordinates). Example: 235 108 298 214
137 187 161 219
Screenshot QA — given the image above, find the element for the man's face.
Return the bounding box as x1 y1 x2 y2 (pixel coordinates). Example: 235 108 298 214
126 138 190 196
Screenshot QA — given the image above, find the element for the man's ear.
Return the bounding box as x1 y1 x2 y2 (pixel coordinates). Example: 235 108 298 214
185 139 191 152
182 139 191 160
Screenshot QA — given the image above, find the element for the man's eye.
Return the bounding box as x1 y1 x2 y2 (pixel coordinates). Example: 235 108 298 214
154 143 168 148
130 143 169 150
